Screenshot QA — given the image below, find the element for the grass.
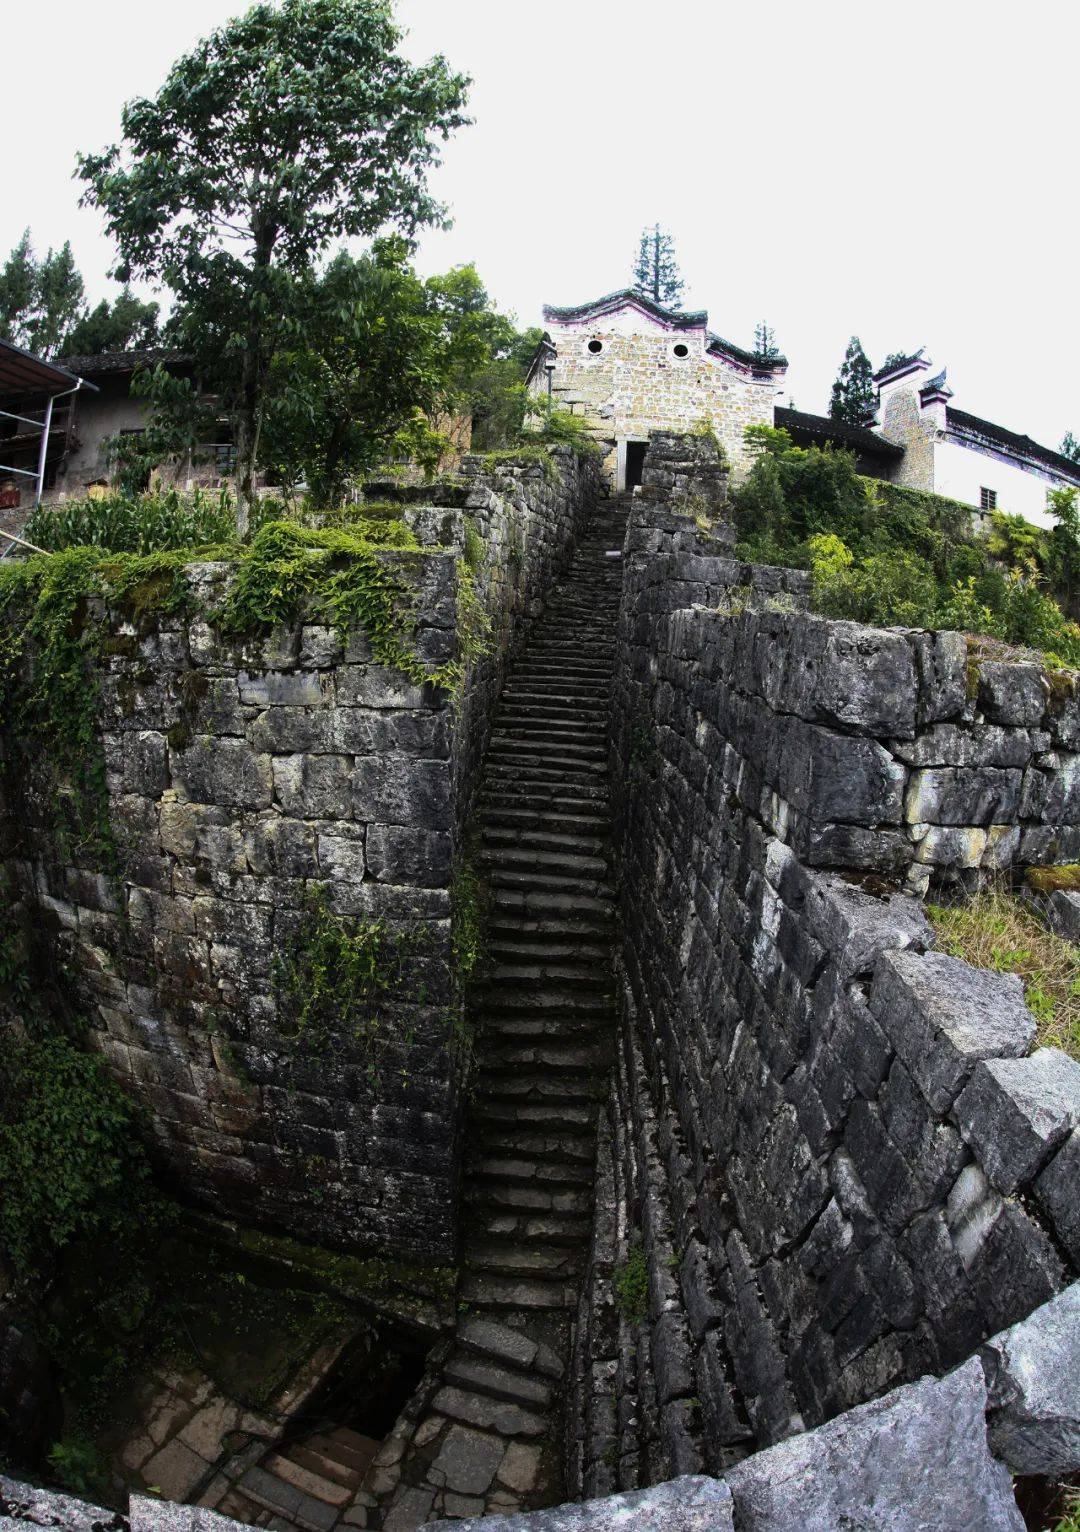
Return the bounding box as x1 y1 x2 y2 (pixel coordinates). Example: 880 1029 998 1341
927 889 1080 1059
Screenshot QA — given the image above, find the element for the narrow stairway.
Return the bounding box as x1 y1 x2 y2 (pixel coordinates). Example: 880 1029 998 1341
368 498 628 1528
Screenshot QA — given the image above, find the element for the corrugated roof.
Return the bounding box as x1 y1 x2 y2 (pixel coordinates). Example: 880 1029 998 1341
0 338 90 397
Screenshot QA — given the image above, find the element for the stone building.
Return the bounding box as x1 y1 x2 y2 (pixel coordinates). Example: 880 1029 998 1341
875 351 1080 528
525 289 786 490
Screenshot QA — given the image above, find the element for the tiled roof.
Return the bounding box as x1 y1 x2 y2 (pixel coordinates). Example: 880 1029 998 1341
775 407 903 458
947 408 1080 483
872 350 927 384
59 348 190 377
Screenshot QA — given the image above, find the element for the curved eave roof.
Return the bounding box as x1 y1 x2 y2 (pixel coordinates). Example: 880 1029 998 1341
541 289 786 373
947 408 1080 484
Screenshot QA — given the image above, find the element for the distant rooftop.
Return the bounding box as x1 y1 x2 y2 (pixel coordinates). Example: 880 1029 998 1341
946 408 1080 484
60 347 190 377
775 406 903 459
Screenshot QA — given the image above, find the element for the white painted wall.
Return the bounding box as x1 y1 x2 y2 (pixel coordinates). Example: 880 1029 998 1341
934 439 1062 530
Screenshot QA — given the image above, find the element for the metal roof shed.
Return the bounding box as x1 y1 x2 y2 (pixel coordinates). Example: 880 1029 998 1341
0 338 97 508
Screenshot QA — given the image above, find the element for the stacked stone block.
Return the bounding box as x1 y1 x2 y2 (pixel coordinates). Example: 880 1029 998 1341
570 485 1080 1490
0 450 597 1269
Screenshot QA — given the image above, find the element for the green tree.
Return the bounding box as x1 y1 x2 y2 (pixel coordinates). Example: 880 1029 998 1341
79 0 470 535
754 320 779 361
262 246 528 501
829 336 876 425
1060 430 1080 464
880 350 913 374
0 230 86 358
64 288 160 357
632 224 684 309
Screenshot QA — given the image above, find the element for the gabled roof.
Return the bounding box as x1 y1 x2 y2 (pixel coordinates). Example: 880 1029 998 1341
775 406 903 459
544 288 707 331
60 347 189 378
946 408 1080 484
542 288 787 372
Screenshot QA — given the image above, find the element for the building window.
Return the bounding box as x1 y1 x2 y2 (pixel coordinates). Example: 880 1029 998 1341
672 342 689 359
587 339 603 354
980 487 997 511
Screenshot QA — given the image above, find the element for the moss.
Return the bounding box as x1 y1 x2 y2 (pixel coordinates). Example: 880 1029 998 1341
101 635 138 658
479 445 560 483
188 1212 458 1330
613 1238 649 1324
1045 667 1077 717
1026 865 1080 895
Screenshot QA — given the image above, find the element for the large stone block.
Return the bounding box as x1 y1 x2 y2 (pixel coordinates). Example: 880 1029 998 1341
171 739 273 810
869 950 1036 1113
430 1476 734 1530
953 1048 1080 1194
721 1358 1022 1530
980 1282 1080 1476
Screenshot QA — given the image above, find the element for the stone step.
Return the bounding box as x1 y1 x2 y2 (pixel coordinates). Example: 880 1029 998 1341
488 733 608 759
466 1151 594 1188
466 1209 594 1248
456 1315 565 1379
463 1178 593 1216
480 846 609 878
476 982 614 1012
480 784 609 810
429 1383 548 1436
488 888 615 921
498 691 609 716
237 1467 338 1532
263 1453 353 1507
472 1098 596 1131
477 1128 596 1164
482 827 608 856
492 721 608 746
476 1070 605 1107
485 756 609 782
487 936 611 965
487 868 614 899
481 960 613 990
463 1240 584 1282
290 1440 369 1486
477 1014 610 1044
479 806 609 833
442 1352 555 1409
458 1274 579 1313
486 912 615 941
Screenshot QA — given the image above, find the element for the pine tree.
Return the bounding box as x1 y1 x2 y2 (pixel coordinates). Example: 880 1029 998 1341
754 320 779 361
0 231 86 357
829 336 876 425
64 288 160 357
632 224 684 309
1060 431 1080 465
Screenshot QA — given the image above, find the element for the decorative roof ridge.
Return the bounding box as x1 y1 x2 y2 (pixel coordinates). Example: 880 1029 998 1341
543 288 707 329
919 368 954 399
873 349 929 384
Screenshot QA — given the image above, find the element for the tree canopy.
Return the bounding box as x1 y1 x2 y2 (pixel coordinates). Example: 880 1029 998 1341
0 230 86 358
754 321 780 361
1061 431 1080 465
632 224 684 309
829 337 876 425
63 289 160 357
78 0 470 533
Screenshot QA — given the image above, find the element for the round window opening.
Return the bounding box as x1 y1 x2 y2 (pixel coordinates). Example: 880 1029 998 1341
587 339 603 354
673 342 690 359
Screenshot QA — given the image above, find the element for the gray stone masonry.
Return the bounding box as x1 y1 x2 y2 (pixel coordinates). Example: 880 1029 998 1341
567 447 1080 1494
0 448 598 1266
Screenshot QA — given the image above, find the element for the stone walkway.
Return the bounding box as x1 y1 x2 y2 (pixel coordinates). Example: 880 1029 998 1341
365 501 628 1527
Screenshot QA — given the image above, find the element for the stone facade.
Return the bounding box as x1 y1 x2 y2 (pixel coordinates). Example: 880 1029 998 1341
0 448 597 1269
563 478 1080 1495
527 292 782 490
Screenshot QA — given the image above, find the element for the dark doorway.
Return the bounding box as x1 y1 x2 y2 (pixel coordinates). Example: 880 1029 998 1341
625 440 647 490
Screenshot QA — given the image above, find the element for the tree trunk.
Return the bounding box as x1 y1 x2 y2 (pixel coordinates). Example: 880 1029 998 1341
234 211 276 541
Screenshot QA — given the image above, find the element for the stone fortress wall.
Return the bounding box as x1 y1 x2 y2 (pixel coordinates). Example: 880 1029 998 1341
4 432 1080 1531
564 438 1080 1503
0 448 598 1268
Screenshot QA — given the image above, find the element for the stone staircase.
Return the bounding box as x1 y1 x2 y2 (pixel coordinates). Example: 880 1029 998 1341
364 500 628 1527
216 1427 379 1531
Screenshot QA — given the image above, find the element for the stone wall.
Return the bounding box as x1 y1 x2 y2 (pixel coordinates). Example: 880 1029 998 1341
0 450 597 1269
565 492 1080 1495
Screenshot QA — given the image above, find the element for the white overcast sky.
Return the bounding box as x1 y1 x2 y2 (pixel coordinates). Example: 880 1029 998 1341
4 1 1077 446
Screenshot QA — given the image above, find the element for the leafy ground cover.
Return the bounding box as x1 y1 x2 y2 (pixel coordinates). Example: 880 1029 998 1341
733 427 1080 668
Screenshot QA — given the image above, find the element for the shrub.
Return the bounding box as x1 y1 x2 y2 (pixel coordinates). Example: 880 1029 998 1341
613 1238 650 1324
24 487 236 555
